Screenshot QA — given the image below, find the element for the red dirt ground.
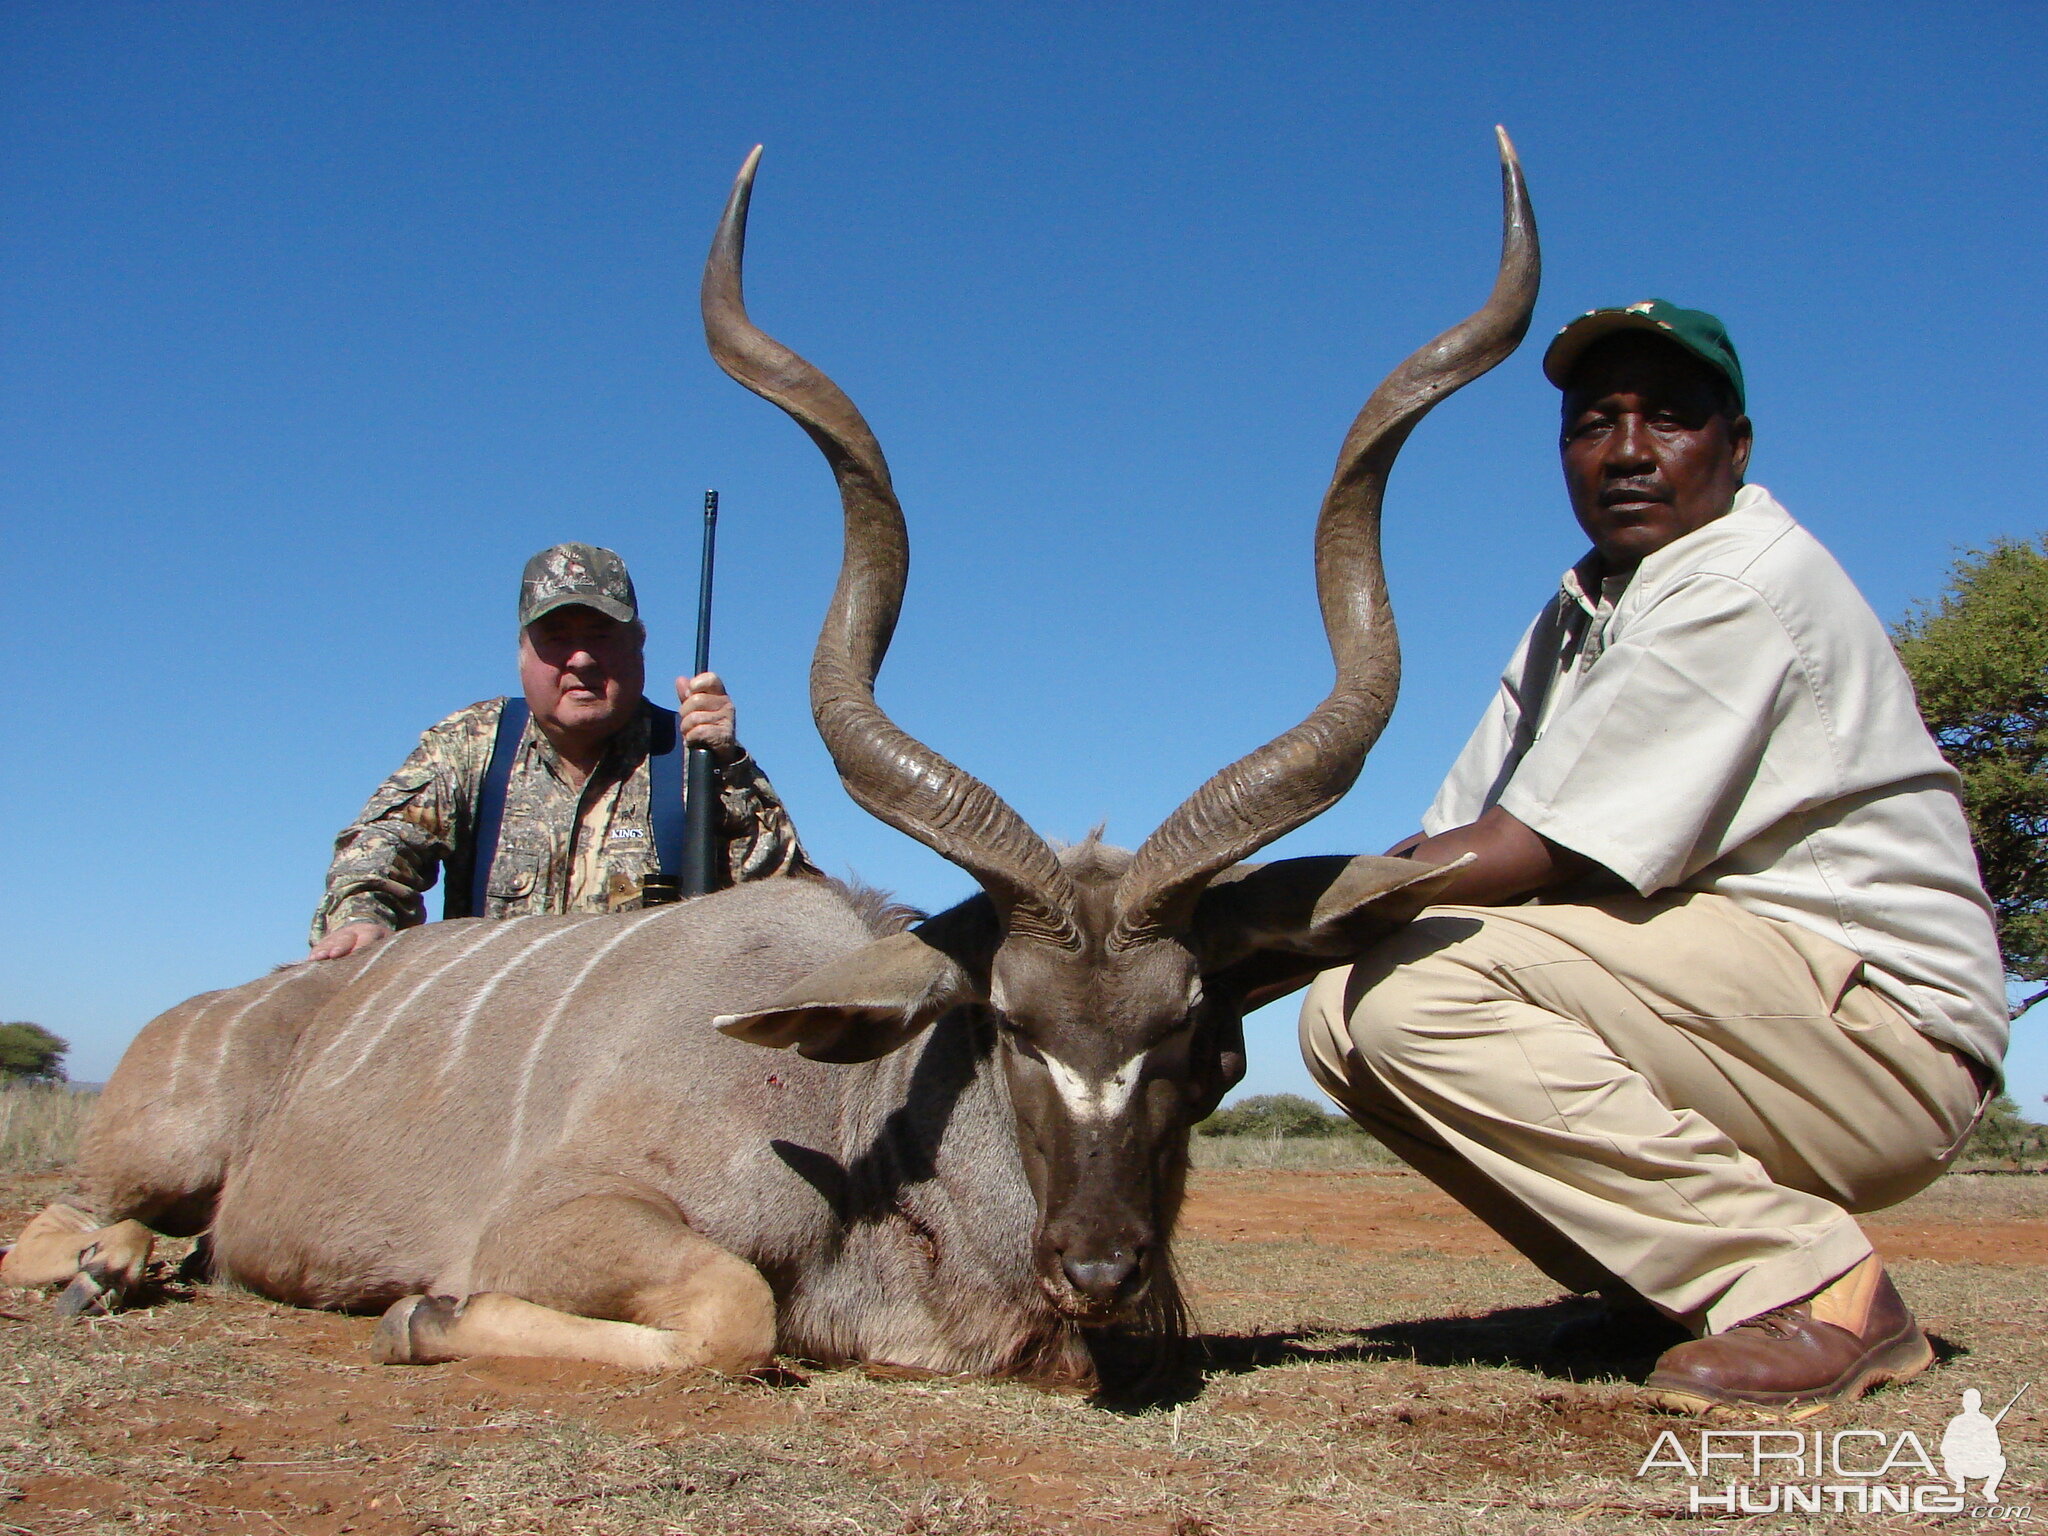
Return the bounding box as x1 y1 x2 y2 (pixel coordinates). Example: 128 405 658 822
1178 1168 2048 1266
5 1170 2042 1534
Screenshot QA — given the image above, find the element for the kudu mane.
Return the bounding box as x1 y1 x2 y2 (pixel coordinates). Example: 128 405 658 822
830 877 925 940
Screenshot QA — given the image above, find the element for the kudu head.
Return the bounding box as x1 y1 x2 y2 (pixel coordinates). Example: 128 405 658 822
712 138 1538 1325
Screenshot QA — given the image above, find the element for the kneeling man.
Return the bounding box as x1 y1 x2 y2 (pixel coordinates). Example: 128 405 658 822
310 542 814 958
1301 302 2006 1416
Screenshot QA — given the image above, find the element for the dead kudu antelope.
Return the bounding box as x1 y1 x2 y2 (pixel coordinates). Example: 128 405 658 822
4 138 1538 1388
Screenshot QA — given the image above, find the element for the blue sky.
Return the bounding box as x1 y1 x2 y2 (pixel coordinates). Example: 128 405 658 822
5 3 2045 1111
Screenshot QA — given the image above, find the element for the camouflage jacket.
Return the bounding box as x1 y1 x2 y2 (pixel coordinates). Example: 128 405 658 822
311 697 816 940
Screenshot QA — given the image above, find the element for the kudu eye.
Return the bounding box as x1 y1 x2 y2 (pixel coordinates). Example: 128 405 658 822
999 1021 1045 1064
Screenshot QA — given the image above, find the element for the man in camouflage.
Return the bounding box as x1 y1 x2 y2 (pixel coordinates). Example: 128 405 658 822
309 543 813 959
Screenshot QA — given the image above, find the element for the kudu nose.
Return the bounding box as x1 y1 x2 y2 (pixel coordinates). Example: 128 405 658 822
1060 1249 1139 1305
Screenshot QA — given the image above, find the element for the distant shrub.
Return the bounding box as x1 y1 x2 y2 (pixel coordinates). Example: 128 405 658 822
1198 1092 1351 1138
0 1022 67 1084
1963 1094 2048 1168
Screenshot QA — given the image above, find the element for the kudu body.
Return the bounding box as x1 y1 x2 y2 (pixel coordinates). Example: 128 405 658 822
4 138 1538 1383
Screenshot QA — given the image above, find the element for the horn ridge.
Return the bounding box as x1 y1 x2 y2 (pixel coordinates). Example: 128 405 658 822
702 148 1081 946
1111 129 1540 945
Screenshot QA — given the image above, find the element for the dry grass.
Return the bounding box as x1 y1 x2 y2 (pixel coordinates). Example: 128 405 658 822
1190 1133 1402 1172
2 1154 2041 1535
2 1109 2043 1534
0 1083 94 1174
1888 1167 2048 1219
1201 1132 2048 1176
4 1229 2037 1535
1197 1139 2048 1178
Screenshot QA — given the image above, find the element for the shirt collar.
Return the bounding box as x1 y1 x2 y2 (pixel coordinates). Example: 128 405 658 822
1559 551 1626 620
1627 483 1786 590
519 696 655 778
1559 484 1786 608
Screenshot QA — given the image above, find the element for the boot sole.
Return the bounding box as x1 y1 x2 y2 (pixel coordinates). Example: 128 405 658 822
1646 1326 1934 1420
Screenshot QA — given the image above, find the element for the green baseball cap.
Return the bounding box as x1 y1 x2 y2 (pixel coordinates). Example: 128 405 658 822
1541 299 1746 412
518 542 639 627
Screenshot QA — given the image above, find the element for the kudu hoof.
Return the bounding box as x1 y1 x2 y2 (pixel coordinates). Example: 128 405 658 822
176 1232 216 1286
373 1293 462 1365
54 1259 115 1319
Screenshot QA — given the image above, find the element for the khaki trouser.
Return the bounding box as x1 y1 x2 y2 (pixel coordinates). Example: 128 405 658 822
1299 892 1988 1333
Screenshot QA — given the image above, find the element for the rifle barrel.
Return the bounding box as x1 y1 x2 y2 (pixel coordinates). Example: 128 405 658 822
678 489 723 898
1992 1382 2031 1424
694 490 719 676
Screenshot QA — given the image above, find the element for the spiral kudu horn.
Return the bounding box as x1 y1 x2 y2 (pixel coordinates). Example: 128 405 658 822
702 147 1081 946
1111 128 1539 946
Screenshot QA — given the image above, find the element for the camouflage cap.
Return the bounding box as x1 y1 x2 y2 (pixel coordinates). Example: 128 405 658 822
518 543 639 627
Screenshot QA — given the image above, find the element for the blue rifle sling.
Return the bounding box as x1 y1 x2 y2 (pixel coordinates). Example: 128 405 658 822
454 698 686 920
457 697 531 920
646 705 687 878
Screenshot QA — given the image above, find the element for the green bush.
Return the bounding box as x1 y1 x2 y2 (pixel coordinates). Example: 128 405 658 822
0 1022 67 1084
1962 1094 2048 1168
1893 537 2048 1012
1198 1092 1352 1138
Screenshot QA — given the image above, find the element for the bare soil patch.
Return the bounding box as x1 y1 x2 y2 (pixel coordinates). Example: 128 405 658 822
4 1168 2042 1534
1181 1167 2048 1265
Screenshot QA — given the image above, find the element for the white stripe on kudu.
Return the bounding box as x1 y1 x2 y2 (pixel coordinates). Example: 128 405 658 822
437 921 588 1079
348 931 408 983
1042 1050 1147 1123
316 921 528 1087
502 907 668 1166
301 932 430 1071
164 986 247 1101
205 967 301 1081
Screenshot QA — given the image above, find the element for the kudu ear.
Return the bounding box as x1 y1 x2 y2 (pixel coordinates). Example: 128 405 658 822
1192 853 1472 1011
713 898 996 1065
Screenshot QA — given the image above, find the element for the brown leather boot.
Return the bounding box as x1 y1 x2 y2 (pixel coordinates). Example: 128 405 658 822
1645 1262 1933 1419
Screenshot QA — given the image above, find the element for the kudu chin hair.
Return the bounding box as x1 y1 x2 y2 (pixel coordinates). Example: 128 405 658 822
5 140 1535 1401
706 135 1538 1378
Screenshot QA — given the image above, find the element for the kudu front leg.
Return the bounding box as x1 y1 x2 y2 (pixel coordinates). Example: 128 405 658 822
1 1203 156 1315
374 1188 776 1375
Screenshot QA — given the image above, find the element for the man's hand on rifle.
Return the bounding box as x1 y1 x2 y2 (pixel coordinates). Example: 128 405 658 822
676 672 741 765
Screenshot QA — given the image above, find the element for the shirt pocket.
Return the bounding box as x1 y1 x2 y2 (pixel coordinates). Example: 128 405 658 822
486 849 543 911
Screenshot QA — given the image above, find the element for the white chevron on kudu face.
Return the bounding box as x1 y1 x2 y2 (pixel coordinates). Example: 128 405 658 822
1041 1049 1147 1123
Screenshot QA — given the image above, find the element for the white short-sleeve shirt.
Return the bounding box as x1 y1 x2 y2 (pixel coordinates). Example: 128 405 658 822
1424 485 2008 1071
